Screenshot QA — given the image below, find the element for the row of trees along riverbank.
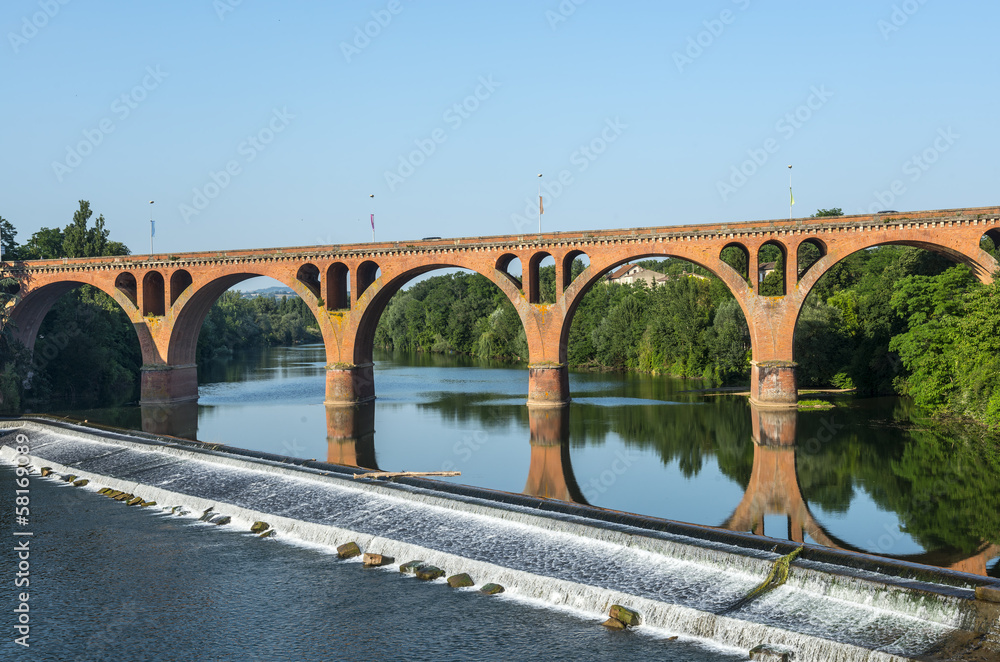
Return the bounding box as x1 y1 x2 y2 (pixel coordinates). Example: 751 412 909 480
0 202 320 411
3 205 999 428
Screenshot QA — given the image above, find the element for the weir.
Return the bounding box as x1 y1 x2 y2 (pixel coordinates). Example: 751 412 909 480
2 418 999 661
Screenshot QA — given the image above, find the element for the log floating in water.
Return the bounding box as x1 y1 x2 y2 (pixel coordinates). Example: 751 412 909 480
352 470 461 480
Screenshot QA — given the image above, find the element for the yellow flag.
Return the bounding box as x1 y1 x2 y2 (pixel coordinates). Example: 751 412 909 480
539 195 544 215
790 187 795 206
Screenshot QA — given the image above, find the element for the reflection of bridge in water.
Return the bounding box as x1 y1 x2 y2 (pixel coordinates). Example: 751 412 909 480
140 399 998 577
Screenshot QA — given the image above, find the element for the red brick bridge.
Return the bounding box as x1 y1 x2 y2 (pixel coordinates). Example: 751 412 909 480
3 205 998 408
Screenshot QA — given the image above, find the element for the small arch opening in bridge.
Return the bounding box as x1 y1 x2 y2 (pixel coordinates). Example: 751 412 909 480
296 263 321 300
720 243 750 284
796 238 826 281
325 262 350 310
357 261 381 300
565 256 750 384
758 241 786 296
170 270 192 306
142 271 166 316
115 272 137 307
528 252 555 304
981 229 1000 261
562 251 590 291
496 254 523 291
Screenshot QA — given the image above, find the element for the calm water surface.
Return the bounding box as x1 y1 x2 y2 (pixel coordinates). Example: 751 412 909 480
55 345 1000 577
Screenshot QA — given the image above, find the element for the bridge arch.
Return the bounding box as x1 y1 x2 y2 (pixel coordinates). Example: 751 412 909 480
349 262 528 367
6 278 156 364
558 251 752 366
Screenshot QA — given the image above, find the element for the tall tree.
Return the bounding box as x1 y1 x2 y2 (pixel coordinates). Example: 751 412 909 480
0 216 18 260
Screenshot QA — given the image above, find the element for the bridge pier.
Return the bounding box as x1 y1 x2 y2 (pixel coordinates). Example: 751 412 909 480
749 361 797 408
325 363 376 405
140 364 199 405
527 364 570 407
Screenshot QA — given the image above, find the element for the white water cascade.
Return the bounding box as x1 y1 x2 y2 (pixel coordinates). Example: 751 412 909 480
2 420 996 662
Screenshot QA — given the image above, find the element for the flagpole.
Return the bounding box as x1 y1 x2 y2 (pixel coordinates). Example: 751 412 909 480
537 173 543 233
369 194 375 242
149 200 155 254
788 165 793 220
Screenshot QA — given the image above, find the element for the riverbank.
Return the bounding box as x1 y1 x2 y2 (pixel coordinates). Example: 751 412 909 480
3 418 998 661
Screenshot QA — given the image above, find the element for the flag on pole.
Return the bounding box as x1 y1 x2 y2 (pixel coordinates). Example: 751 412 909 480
789 188 795 206
539 196 544 215
370 214 375 230
151 220 155 237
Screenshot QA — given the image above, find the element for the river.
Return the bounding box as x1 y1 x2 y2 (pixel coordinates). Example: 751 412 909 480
51 345 1000 578
6 345 999 660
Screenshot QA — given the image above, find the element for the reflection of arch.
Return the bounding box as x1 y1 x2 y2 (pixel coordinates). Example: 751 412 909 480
115 272 137 307
325 262 349 310
726 406 1000 575
143 271 165 316
169 270 192 306
522 407 587 504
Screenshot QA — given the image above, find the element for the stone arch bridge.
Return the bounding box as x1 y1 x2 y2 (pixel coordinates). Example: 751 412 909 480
3 205 998 408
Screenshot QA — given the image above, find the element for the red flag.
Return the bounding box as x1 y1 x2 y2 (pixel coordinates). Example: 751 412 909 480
539 196 544 215
370 213 375 230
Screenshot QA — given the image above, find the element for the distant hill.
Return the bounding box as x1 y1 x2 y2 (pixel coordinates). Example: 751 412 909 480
243 286 296 299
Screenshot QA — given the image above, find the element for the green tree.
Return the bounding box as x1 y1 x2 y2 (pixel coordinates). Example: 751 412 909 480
1 217 19 260
20 227 65 260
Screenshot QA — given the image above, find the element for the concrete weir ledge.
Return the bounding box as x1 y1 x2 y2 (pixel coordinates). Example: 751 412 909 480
2 418 999 661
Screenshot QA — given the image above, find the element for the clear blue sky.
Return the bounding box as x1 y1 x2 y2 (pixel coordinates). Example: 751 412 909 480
3 0 998 256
